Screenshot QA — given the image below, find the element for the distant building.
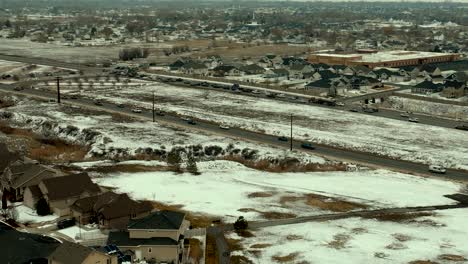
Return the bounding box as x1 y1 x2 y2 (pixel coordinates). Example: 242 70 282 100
308 50 461 69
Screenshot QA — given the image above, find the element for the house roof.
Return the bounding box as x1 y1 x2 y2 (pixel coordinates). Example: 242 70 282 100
351 65 371 74
182 62 207 70
447 71 468 83
41 173 100 201
444 80 465 89
48 241 94 264
98 193 153 220
271 69 289 75
317 70 340 80
0 221 61 263
213 65 238 72
305 79 333 89
5 162 56 189
414 80 443 90
240 64 265 73
107 231 178 247
128 210 185 230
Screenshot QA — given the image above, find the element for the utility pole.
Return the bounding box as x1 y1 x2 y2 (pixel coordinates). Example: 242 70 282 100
290 114 293 151
56 76 61 103
152 91 155 122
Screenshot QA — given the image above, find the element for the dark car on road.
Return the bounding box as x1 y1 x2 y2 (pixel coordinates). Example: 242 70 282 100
57 218 75 229
349 109 359 112
301 143 315 150
156 111 165 116
363 108 378 113
94 101 103 106
188 119 197 125
117 103 125 108
278 136 288 142
70 95 78 100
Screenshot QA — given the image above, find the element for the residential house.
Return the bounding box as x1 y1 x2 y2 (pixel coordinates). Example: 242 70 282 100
263 69 289 81
305 79 346 97
350 76 382 91
419 64 442 78
442 80 466 98
107 211 190 264
71 192 153 229
445 71 468 84
331 65 351 75
282 57 307 68
169 58 192 71
211 65 241 77
1 160 60 202
1 222 116 264
315 70 341 80
411 80 443 94
24 173 101 216
351 65 372 77
288 64 314 79
180 62 209 76
239 64 266 75
400 66 419 80
373 68 399 81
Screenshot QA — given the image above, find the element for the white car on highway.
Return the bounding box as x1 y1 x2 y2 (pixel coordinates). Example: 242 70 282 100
219 124 230 130
131 108 142 113
428 165 446 174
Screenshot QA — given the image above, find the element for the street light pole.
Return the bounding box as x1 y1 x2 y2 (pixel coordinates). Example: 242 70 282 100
56 76 61 103
152 91 155 122
290 114 293 151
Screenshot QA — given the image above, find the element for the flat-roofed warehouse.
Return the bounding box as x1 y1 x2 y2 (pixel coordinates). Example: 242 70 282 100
308 50 461 68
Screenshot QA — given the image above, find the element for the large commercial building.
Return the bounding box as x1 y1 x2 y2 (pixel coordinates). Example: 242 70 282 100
308 50 461 68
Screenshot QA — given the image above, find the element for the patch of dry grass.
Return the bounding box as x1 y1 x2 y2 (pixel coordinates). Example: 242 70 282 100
327 233 351 249
0 121 89 162
365 212 434 223
247 192 275 198
438 254 466 262
230 255 254 264
286 234 303 241
227 238 243 251
223 155 347 173
85 164 166 173
408 261 439 264
279 193 367 212
250 243 272 249
272 252 300 263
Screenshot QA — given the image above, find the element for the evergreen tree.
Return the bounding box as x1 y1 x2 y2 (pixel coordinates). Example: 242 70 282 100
5 19 12 28
35 197 51 216
167 149 182 172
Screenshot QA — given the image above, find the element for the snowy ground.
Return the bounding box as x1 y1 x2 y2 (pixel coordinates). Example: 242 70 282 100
40 81 468 170
0 59 77 83
94 160 463 222
57 225 104 242
0 96 326 163
230 208 468 264
11 203 59 224
387 96 468 121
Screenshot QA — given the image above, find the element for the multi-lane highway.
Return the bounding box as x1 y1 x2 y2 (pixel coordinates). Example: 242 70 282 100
1 83 467 181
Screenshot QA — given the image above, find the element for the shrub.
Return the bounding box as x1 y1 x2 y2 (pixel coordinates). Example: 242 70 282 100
186 152 200 175
234 216 248 232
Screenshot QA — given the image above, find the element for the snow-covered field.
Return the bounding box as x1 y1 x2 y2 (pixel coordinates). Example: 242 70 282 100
230 208 468 264
387 96 468 121
0 97 326 163
94 160 462 222
48 81 468 170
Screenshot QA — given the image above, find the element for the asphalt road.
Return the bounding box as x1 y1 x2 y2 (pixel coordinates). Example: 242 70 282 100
1 84 468 182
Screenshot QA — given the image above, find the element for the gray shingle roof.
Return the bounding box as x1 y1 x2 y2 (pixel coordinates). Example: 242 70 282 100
128 211 185 230
41 173 100 201
107 231 178 246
